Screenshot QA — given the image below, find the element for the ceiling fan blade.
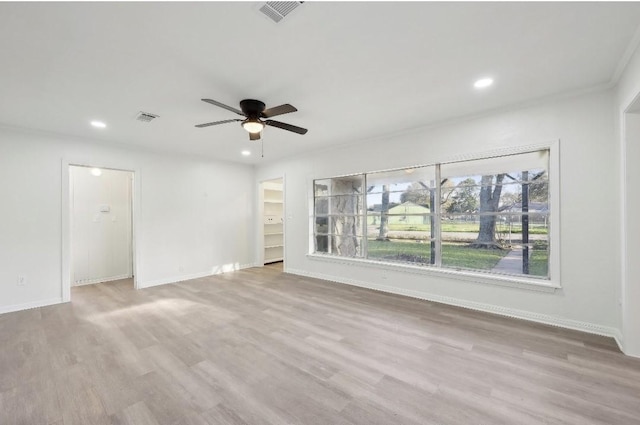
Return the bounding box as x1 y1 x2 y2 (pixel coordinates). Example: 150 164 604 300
195 119 242 128
265 120 308 135
201 99 245 116
262 104 297 118
249 132 261 141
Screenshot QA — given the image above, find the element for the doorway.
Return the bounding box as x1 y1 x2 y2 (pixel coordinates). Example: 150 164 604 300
69 165 134 288
260 177 284 266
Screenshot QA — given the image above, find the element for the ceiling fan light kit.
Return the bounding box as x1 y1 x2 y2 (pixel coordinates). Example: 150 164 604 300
242 118 265 134
196 98 308 141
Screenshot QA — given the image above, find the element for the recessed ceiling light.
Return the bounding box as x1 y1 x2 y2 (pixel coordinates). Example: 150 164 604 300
90 168 102 177
90 120 107 128
241 150 251 156
474 78 494 89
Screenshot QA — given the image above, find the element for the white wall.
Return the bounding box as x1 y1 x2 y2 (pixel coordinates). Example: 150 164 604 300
70 166 132 285
256 89 621 336
0 125 255 313
616 42 640 356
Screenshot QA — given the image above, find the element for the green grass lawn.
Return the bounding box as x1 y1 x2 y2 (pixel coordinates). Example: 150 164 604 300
367 239 431 263
367 240 508 270
529 249 549 277
386 222 548 235
366 239 549 277
441 243 509 270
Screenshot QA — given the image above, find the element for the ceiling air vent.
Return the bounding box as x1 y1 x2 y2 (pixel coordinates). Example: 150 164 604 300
135 111 159 123
259 2 303 23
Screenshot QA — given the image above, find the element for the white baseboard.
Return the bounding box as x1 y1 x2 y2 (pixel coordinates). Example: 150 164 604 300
611 328 625 353
0 297 64 315
287 268 621 343
138 263 256 289
73 274 131 286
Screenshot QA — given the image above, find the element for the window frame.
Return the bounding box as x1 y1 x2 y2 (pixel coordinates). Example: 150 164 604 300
308 141 561 291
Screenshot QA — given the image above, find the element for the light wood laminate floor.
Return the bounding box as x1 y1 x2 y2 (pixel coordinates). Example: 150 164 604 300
1 264 640 425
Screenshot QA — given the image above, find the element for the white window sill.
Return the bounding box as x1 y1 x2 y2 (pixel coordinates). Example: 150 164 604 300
306 253 560 293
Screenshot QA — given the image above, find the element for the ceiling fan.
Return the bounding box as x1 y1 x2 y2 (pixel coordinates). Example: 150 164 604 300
195 98 308 140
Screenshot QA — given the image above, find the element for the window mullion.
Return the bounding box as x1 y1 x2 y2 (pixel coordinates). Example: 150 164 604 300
363 174 368 258
327 189 333 254
435 164 442 267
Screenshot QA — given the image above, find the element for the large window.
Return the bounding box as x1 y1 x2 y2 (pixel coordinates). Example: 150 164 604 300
312 148 552 281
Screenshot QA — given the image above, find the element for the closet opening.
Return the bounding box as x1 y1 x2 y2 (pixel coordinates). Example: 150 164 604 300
260 178 284 267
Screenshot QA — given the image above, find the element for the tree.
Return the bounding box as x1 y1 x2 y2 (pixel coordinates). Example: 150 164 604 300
439 179 455 213
528 171 548 202
470 174 505 249
400 182 430 206
331 179 361 256
446 178 478 215
376 185 390 241
400 180 455 210
499 191 520 209
495 171 547 209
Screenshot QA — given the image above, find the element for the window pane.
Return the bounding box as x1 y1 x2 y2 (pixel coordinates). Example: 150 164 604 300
315 197 328 216
315 235 329 253
314 176 365 258
439 150 550 278
315 216 328 234
367 210 433 265
366 166 436 252
327 179 365 256
314 179 330 196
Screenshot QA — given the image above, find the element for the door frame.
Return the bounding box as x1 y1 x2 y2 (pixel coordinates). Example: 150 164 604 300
621 91 640 356
61 159 141 301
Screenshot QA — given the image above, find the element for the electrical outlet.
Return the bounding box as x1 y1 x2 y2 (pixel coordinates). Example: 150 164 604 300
17 275 26 286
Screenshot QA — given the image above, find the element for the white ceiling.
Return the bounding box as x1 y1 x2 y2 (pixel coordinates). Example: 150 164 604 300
1 2 639 164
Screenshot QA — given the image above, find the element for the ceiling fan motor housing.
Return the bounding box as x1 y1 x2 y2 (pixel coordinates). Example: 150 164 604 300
240 99 266 119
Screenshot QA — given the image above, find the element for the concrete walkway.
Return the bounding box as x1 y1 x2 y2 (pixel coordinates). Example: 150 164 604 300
492 247 527 274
